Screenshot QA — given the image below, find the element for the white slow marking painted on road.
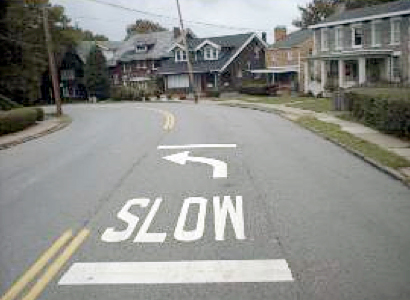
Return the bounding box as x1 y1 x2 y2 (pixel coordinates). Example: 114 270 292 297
213 196 245 241
100 196 245 243
163 151 228 178
158 144 237 150
174 197 207 242
59 259 294 285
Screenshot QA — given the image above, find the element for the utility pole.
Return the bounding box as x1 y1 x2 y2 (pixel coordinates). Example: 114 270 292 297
175 0 198 103
42 6 62 116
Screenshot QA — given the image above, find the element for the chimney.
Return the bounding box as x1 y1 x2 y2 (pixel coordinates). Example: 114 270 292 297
173 27 181 38
274 26 287 43
262 32 267 43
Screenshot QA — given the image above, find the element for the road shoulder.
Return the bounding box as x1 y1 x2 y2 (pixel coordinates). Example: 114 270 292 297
0 114 71 150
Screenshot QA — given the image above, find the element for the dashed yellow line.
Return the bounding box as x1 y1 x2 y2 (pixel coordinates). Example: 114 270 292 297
0 228 89 300
0 230 73 300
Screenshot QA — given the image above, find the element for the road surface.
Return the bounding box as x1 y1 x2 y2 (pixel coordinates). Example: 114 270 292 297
1 102 410 300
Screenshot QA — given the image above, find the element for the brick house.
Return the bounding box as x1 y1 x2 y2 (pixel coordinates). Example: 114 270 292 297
108 30 182 92
264 27 313 92
307 0 410 95
157 32 267 93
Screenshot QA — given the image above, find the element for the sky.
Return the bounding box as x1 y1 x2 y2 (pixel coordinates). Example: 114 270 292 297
49 0 311 43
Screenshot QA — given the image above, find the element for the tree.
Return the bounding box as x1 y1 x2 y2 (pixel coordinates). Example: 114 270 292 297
0 0 109 104
292 0 336 28
126 19 167 39
84 46 110 100
292 0 399 28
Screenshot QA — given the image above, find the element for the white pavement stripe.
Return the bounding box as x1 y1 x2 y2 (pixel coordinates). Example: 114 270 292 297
157 144 237 150
58 259 293 285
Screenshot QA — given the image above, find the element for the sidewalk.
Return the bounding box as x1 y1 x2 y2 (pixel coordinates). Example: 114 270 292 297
215 99 410 180
0 116 70 150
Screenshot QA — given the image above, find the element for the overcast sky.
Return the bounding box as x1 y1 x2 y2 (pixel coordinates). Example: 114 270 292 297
50 0 310 43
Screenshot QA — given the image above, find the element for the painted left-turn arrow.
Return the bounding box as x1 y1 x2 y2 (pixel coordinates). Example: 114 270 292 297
163 151 227 178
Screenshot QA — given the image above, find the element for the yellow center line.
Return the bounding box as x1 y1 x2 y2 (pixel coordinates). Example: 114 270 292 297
0 230 73 300
21 228 90 300
137 107 175 131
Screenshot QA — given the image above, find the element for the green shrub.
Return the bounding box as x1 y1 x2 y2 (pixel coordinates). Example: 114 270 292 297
205 90 220 98
347 92 410 138
0 94 22 111
34 107 44 121
0 107 38 135
239 85 269 95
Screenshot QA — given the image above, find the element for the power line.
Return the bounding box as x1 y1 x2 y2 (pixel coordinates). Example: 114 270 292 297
80 0 269 32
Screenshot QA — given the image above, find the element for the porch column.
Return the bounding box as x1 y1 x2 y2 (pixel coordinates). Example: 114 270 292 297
304 62 308 93
214 72 219 90
338 59 345 88
359 57 366 85
320 60 326 91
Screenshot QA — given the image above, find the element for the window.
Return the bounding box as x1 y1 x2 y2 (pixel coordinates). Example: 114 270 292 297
352 25 363 48
175 49 187 62
287 51 292 62
135 45 147 53
372 20 382 46
391 18 401 45
392 56 401 78
321 28 329 51
204 46 218 60
254 47 260 59
335 27 343 50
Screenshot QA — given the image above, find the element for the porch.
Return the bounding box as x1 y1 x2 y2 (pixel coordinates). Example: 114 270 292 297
307 51 401 94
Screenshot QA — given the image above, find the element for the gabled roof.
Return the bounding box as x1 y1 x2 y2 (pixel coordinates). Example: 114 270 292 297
310 0 410 29
158 32 266 74
116 31 176 62
270 29 312 49
195 39 221 51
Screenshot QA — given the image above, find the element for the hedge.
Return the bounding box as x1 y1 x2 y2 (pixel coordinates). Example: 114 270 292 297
0 107 39 135
0 94 22 111
205 90 220 98
346 92 410 138
239 85 269 95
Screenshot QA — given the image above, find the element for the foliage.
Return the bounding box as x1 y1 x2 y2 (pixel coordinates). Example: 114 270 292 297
292 0 398 28
205 90 221 98
0 1 108 105
111 86 145 101
0 94 22 111
0 107 38 135
126 19 167 39
240 86 270 96
85 46 110 100
345 92 410 138
34 107 45 121
292 0 336 28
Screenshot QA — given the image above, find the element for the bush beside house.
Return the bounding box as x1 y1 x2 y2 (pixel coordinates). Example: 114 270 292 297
345 92 410 138
0 107 44 135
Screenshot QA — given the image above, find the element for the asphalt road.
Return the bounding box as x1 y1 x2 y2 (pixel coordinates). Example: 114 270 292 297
1 102 410 300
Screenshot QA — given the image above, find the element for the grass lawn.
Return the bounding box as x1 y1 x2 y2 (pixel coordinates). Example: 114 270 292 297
296 116 410 170
287 98 331 113
241 95 332 113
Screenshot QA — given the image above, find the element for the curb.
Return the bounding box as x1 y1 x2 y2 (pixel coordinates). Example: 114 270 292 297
0 116 72 150
221 102 410 189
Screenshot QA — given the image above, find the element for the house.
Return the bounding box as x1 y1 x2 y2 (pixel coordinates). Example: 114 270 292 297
307 0 410 95
58 41 120 100
157 32 267 94
109 29 183 92
264 27 313 92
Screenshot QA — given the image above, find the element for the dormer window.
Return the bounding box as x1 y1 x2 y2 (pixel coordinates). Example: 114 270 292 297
204 46 218 60
135 45 147 53
175 49 187 62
